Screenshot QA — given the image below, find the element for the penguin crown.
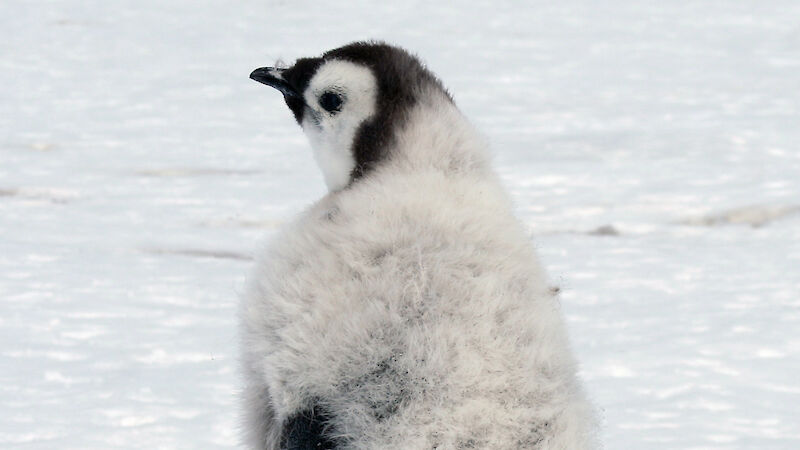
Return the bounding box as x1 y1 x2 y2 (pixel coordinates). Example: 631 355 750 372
251 41 453 191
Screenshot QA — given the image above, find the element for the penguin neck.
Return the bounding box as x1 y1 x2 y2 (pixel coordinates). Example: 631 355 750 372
387 90 492 177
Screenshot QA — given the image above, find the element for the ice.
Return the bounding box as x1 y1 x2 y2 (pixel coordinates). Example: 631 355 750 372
2 0 799 448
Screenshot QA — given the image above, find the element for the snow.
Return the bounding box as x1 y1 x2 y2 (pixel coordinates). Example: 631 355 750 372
1 0 798 448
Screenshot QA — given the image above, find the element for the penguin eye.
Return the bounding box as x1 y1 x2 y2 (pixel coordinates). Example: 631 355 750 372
319 92 343 113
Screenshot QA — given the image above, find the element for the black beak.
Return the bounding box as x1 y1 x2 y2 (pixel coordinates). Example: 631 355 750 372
250 67 300 98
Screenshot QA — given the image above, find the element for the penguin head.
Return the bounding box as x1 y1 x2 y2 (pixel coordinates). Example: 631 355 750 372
251 42 452 191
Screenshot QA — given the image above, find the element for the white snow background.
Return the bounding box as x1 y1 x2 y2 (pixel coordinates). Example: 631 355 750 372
1 0 799 448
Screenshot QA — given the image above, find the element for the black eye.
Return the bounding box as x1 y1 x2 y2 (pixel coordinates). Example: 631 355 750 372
319 92 343 113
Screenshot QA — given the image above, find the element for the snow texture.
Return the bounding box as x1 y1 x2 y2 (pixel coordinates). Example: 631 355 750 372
1 0 798 448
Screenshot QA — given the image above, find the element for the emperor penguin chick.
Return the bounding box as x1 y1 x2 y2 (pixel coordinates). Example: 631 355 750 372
242 42 596 450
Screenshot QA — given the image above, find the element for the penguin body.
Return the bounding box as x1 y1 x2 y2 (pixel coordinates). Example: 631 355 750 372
242 42 596 449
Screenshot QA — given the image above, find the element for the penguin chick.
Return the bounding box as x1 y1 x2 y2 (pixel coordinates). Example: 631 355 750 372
242 41 597 450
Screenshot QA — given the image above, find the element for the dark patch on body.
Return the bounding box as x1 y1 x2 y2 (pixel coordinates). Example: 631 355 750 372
517 421 550 448
281 403 339 450
338 353 411 423
367 356 410 421
369 247 392 266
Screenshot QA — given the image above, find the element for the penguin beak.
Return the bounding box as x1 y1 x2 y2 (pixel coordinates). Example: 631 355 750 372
250 67 301 98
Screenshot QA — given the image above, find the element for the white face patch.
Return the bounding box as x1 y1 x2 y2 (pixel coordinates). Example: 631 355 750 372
301 60 378 191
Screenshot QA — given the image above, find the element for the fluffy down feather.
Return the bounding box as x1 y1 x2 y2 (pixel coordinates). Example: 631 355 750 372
240 64 596 449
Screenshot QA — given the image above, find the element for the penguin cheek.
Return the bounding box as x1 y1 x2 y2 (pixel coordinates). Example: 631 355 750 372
300 113 324 143
304 108 324 129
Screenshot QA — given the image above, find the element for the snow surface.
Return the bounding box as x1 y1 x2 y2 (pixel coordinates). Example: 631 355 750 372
1 0 799 448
